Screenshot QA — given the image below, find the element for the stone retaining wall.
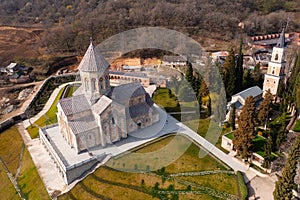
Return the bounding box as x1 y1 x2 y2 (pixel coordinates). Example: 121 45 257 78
0 74 77 134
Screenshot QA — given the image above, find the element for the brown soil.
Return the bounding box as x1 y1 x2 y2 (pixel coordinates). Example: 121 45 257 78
0 26 44 66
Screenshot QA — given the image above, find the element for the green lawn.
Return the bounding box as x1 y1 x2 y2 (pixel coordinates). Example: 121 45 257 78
18 149 49 200
293 120 300 132
225 132 234 140
26 86 66 138
0 164 19 200
59 135 239 200
64 84 79 98
0 126 49 199
153 88 180 112
0 126 23 176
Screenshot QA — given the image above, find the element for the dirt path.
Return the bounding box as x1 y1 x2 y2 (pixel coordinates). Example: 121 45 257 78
0 81 43 92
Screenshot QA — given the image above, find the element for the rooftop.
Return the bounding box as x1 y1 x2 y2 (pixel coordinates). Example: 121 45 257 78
78 41 110 73
58 94 91 116
108 82 147 105
232 86 262 101
163 55 187 62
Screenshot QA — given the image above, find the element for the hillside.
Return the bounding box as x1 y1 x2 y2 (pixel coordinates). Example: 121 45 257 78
0 26 44 66
0 0 299 65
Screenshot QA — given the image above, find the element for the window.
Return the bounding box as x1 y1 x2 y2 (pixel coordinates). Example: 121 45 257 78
112 117 115 125
91 78 96 91
275 54 278 61
99 77 103 89
272 70 275 75
84 78 89 91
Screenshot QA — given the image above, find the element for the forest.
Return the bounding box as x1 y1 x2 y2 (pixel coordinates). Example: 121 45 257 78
0 0 299 54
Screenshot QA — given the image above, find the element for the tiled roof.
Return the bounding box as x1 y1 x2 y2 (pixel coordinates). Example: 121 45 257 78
163 55 187 63
92 95 112 115
276 29 285 48
58 95 91 116
128 102 158 119
69 116 98 134
108 82 147 105
109 70 148 78
72 85 84 96
232 86 262 101
78 41 110 73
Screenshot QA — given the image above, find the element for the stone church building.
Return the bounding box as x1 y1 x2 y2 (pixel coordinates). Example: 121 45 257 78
56 41 159 153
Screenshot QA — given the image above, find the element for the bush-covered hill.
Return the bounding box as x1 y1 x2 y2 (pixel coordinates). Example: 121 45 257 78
0 0 299 53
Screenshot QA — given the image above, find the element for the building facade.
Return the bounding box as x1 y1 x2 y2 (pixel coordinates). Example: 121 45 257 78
56 41 159 153
263 29 286 96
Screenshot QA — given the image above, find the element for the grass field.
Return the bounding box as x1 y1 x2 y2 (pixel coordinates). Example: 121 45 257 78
153 88 180 113
59 135 239 200
0 164 19 200
26 86 66 138
293 120 300 132
64 84 79 98
0 126 23 176
0 126 49 199
18 149 49 200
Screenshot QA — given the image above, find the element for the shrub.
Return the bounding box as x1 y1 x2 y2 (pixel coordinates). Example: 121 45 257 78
237 171 248 200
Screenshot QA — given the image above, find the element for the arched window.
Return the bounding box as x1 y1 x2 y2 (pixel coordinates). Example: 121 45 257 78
91 78 96 91
112 117 115 125
275 54 278 61
99 77 103 89
84 78 89 91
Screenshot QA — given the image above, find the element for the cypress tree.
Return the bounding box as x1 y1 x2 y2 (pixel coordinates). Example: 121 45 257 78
223 49 236 98
235 39 244 93
230 104 236 131
253 63 263 88
242 69 254 89
207 97 212 117
273 134 300 200
258 90 273 128
233 96 256 159
185 63 194 83
294 74 300 114
287 51 300 102
262 135 272 169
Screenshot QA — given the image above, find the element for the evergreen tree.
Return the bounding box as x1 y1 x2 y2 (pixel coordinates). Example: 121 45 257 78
233 96 256 159
194 72 202 96
273 134 300 200
258 90 273 128
235 39 244 93
276 114 287 149
207 97 212 117
262 135 272 169
230 104 236 131
253 63 263 88
200 80 209 97
223 49 236 98
286 51 300 103
242 69 254 89
185 62 194 83
279 93 287 114
294 74 300 114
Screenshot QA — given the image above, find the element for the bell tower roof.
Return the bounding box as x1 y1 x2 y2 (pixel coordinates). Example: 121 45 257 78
78 40 110 73
276 28 286 48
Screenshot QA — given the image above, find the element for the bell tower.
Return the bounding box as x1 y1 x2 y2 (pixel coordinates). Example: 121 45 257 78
78 40 111 104
263 28 286 96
